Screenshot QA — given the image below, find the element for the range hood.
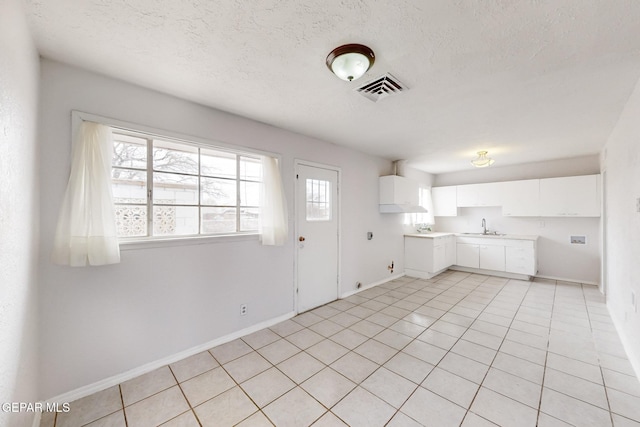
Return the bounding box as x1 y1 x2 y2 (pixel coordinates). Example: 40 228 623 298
379 161 427 213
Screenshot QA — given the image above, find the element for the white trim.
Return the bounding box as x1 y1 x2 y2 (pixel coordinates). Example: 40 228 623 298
293 159 342 314
340 273 406 298
71 110 280 158
448 265 533 281
607 303 640 382
534 274 599 286
119 233 259 250
41 311 295 404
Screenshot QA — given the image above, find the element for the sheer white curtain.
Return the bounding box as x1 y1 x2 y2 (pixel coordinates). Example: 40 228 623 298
405 187 436 227
52 121 120 266
259 156 288 246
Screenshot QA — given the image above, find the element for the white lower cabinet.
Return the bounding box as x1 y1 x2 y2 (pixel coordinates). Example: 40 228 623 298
455 236 537 277
405 234 456 278
505 242 536 275
456 243 480 268
479 244 505 271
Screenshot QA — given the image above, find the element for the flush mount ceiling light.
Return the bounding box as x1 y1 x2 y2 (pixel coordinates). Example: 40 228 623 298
471 151 495 168
326 44 375 81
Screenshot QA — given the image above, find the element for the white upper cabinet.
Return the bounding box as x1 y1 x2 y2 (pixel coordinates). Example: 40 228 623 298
456 182 505 207
539 175 600 217
379 175 421 212
502 179 540 217
432 186 457 216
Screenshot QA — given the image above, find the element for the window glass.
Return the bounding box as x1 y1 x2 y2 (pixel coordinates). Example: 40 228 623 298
153 173 199 205
111 129 263 239
201 207 237 234
201 177 236 206
306 179 331 221
201 149 236 178
112 134 147 169
153 139 199 175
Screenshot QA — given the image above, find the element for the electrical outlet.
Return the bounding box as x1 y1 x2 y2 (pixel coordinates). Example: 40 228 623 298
240 304 248 316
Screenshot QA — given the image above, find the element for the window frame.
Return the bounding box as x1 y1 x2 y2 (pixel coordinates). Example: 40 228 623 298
72 111 281 249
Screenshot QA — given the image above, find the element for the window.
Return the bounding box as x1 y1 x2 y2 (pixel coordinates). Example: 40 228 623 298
111 130 262 239
405 186 435 227
305 179 332 221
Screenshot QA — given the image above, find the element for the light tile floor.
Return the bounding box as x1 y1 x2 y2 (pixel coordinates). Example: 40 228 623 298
40 272 640 426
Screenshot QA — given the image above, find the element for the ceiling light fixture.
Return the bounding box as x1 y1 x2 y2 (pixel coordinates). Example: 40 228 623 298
471 151 495 168
326 44 375 82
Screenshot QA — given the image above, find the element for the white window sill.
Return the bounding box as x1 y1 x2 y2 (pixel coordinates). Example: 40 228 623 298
119 233 260 250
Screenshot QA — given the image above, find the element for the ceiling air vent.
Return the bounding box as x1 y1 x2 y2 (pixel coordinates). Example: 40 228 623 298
355 73 407 102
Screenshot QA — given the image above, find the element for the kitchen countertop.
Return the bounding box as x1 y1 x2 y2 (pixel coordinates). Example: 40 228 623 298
404 232 455 238
405 232 538 241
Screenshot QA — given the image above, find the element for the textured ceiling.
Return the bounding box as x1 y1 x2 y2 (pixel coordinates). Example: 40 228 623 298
24 0 640 173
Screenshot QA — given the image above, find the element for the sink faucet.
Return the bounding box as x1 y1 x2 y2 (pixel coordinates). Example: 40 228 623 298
481 218 487 234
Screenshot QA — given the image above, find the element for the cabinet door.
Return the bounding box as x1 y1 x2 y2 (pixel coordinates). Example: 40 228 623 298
456 243 479 268
433 244 446 272
502 179 540 217
478 182 505 206
457 183 504 207
539 175 600 217
456 184 478 207
505 246 536 275
404 237 434 272
479 245 505 271
432 187 457 216
380 176 419 206
445 236 456 266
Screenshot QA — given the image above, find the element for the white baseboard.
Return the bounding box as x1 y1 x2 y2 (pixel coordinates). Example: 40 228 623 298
340 273 406 299
535 274 599 287
606 303 640 382
42 311 296 404
448 266 533 281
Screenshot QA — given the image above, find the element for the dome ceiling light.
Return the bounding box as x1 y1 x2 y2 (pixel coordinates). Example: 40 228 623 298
471 151 495 168
326 44 375 82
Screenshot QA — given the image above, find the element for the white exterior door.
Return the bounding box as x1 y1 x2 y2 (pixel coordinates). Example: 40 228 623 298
296 163 339 313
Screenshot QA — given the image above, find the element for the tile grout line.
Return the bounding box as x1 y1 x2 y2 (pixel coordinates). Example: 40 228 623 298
168 364 204 427
535 278 556 427
583 282 616 427
458 276 528 425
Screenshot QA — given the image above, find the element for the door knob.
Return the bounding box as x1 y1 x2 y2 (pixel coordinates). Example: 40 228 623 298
299 236 306 242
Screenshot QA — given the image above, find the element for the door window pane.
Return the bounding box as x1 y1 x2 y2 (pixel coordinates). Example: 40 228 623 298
306 179 331 221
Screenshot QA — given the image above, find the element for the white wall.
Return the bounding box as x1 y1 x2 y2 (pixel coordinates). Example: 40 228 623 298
433 158 601 284
602 75 640 375
0 1 40 426
434 155 600 186
37 59 406 399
